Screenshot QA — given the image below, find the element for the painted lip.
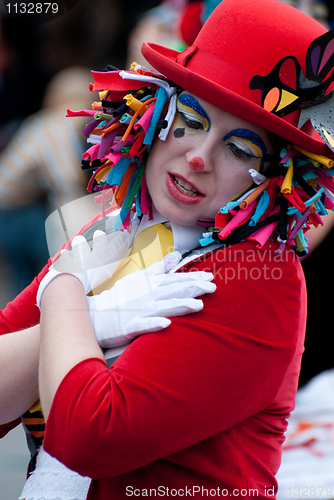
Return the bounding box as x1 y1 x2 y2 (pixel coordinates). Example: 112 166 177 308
166 173 205 205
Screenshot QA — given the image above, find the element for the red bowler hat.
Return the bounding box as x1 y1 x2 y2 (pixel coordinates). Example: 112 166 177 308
142 0 334 156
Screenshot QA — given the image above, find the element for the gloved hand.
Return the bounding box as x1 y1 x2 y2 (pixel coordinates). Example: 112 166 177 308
37 229 131 308
86 251 216 348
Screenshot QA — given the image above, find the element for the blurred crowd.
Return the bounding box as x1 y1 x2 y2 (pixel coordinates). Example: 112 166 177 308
0 0 162 298
0 1 334 496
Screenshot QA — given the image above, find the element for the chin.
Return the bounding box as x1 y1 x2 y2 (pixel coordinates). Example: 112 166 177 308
155 203 199 227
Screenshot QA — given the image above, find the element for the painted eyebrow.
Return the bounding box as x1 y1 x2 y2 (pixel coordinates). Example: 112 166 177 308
177 94 211 130
223 128 268 157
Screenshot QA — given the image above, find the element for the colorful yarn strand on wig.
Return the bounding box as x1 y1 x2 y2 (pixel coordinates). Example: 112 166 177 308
67 63 178 230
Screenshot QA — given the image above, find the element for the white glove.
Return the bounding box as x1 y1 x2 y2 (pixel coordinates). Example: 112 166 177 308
37 229 131 308
86 251 216 348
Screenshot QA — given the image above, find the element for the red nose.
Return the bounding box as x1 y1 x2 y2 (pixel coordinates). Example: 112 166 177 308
189 157 205 170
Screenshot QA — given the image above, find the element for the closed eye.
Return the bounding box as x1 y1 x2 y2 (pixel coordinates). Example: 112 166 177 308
178 112 205 130
226 142 261 161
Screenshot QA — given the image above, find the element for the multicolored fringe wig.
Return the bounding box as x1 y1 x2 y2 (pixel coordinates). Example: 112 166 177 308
67 63 178 231
199 145 334 256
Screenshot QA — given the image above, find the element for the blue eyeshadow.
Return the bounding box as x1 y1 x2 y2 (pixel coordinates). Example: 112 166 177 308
224 128 267 157
178 94 211 130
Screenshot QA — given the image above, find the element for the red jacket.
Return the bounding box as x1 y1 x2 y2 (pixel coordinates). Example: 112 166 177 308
0 240 306 499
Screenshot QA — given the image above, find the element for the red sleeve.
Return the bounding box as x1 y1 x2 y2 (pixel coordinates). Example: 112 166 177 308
0 264 50 336
43 240 307 479
0 261 51 438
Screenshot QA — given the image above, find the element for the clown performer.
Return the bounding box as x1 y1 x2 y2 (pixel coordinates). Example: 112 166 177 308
2 0 334 499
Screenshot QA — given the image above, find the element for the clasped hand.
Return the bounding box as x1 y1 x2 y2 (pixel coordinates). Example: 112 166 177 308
37 230 216 347
37 229 131 308
87 251 216 347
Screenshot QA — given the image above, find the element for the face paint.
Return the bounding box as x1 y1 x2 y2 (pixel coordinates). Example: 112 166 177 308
223 129 269 202
176 93 211 132
189 157 205 170
145 93 273 228
174 128 185 138
224 128 268 173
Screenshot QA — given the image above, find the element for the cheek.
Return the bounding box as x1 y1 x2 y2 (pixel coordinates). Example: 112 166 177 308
144 138 173 196
174 127 185 138
144 152 159 195
213 160 254 203
171 114 197 139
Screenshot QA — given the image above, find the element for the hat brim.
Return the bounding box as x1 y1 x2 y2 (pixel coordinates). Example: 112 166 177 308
142 41 333 157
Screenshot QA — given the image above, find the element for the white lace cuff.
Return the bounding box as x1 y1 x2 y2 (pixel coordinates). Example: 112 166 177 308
19 447 91 500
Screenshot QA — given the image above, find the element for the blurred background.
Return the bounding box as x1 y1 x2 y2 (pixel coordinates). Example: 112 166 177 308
0 1 163 497
0 0 334 498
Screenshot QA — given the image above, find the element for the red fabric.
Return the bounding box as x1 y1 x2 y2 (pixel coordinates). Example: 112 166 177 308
179 2 203 47
42 240 306 499
0 419 21 438
0 262 50 438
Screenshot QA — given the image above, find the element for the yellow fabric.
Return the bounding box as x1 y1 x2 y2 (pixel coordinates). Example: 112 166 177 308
281 160 294 194
28 400 42 413
91 223 174 295
323 129 334 151
291 144 334 168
